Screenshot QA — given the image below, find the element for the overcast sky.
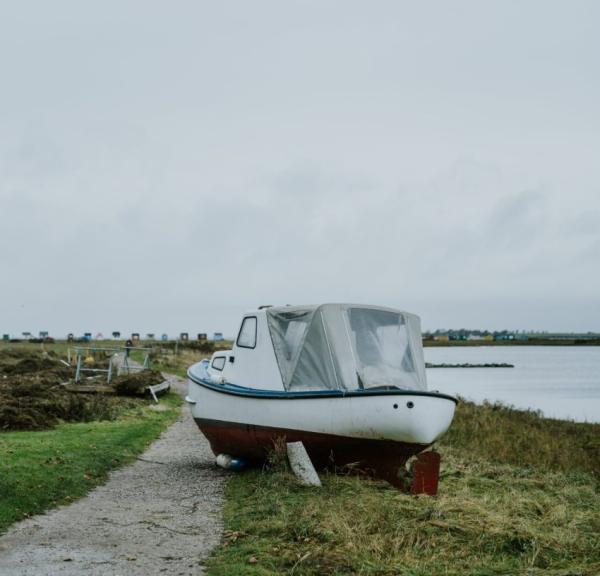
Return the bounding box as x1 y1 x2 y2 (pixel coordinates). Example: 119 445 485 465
1 1 599 337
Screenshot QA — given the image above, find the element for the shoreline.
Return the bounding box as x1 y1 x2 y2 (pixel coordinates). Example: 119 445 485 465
423 338 600 347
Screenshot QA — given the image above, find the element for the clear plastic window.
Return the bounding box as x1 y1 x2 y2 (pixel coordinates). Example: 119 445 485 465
212 356 226 371
267 305 426 392
346 308 420 390
237 317 257 349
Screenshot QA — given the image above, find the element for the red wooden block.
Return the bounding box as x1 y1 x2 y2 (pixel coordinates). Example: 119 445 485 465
411 451 441 496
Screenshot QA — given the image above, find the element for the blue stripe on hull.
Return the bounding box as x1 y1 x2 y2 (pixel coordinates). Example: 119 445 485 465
187 370 458 403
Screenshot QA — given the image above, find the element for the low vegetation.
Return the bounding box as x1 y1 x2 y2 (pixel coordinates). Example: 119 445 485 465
109 338 600 575
2 341 598 573
444 400 600 477
145 348 208 378
207 402 600 575
143 342 227 378
0 394 181 533
0 349 165 431
0 344 182 533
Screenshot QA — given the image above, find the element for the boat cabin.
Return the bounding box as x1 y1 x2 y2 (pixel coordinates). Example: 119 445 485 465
206 304 428 393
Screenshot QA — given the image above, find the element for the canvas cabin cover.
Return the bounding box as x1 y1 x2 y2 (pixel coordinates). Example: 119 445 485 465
266 304 427 392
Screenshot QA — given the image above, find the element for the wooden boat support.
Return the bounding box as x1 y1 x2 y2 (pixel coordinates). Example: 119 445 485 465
382 451 442 495
147 381 170 403
286 441 322 487
411 451 441 496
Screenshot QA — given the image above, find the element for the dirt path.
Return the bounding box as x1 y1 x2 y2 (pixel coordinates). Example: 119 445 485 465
0 374 226 575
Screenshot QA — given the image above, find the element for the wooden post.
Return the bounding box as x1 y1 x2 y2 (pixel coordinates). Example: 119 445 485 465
411 451 441 496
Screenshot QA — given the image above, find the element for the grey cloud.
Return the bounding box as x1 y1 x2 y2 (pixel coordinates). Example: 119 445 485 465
1 1 600 336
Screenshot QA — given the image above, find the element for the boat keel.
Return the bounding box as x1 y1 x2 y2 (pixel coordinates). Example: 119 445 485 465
194 417 441 492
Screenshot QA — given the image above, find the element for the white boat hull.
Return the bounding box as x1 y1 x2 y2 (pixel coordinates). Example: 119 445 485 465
186 365 457 483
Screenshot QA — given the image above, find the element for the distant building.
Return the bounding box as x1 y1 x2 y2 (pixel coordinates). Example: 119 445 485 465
2 334 9 341
83 333 92 342
180 332 189 341
197 333 207 341
131 333 140 342
448 329 468 341
161 333 168 341
434 334 449 342
494 331 515 341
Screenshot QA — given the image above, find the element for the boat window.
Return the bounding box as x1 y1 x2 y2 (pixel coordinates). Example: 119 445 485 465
211 356 226 371
267 307 340 391
237 316 257 349
267 308 314 388
288 310 339 391
346 308 421 390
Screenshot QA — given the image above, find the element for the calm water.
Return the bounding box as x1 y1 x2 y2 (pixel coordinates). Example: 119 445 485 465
424 346 600 423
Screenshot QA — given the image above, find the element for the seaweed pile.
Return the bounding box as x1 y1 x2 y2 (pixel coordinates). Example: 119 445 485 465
0 350 142 431
0 349 72 378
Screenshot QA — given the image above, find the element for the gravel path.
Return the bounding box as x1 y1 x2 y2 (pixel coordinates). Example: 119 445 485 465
0 374 226 575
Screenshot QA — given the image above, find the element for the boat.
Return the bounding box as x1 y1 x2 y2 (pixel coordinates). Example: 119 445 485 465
186 303 457 487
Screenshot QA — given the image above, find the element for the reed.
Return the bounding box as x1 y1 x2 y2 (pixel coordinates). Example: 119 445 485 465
441 399 600 477
207 401 600 575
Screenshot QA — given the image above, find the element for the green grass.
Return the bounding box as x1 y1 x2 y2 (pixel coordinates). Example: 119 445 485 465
146 349 600 574
206 401 600 576
0 393 181 533
6 341 597 573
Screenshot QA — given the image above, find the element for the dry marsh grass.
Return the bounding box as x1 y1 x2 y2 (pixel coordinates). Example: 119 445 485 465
440 399 600 477
207 401 600 576
148 348 211 378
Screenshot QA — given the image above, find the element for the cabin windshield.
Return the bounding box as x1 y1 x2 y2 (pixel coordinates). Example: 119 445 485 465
345 308 421 391
266 304 427 392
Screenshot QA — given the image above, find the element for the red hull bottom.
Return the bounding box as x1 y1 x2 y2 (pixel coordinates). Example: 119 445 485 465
194 418 431 489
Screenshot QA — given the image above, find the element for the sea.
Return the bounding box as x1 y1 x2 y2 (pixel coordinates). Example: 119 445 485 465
424 346 600 423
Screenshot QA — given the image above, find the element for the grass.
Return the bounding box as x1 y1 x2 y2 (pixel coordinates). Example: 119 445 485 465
5 340 598 573
0 393 181 533
206 401 600 576
442 401 600 477
116 341 600 574
0 340 223 375
142 348 212 378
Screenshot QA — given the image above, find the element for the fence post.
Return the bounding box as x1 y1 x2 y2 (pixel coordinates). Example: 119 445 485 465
75 354 82 382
